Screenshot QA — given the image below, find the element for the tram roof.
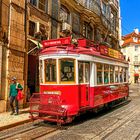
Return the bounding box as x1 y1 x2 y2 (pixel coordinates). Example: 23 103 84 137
40 37 128 63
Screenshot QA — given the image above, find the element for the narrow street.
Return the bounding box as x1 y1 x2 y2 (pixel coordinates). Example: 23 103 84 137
43 84 140 140
0 85 140 140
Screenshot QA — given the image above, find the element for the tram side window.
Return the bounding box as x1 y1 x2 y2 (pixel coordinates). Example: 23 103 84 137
39 60 43 83
97 63 103 84
124 68 127 82
120 67 123 82
115 66 119 83
45 59 56 82
85 63 90 83
60 59 75 82
110 65 114 83
104 64 109 84
78 62 84 83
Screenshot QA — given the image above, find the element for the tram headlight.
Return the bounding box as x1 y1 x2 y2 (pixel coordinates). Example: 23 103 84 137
60 105 67 112
61 105 66 108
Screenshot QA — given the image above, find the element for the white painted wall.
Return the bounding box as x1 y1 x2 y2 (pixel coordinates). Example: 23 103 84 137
121 44 140 83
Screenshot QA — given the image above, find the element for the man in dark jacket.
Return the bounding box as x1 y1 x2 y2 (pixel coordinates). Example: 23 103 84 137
9 77 23 115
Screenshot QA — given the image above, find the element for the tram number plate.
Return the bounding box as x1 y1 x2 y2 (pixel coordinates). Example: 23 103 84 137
43 91 61 95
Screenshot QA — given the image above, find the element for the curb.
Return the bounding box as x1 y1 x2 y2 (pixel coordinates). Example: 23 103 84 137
0 119 32 131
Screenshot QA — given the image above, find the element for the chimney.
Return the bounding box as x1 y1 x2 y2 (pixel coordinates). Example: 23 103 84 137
134 28 139 34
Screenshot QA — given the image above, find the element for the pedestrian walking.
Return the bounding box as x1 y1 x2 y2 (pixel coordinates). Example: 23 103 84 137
9 77 23 115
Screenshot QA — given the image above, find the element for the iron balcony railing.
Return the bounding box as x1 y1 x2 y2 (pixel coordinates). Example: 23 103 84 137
75 0 101 16
75 0 119 38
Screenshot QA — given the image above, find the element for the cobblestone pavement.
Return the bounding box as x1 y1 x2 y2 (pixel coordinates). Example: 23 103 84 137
41 84 140 140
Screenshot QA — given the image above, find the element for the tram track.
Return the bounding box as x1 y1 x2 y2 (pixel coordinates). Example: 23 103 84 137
5 126 58 140
44 99 134 140
0 99 132 140
92 100 140 140
0 121 58 140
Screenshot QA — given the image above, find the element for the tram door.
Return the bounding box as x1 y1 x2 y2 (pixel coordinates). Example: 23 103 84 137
78 62 90 107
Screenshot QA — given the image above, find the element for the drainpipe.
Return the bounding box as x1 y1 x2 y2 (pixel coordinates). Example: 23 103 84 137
5 0 12 110
118 0 122 48
0 0 2 26
23 0 28 107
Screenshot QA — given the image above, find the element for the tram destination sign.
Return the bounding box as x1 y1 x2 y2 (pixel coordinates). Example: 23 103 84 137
42 37 71 48
100 45 124 60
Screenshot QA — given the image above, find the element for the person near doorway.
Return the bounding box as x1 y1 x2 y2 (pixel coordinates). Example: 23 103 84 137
9 77 23 115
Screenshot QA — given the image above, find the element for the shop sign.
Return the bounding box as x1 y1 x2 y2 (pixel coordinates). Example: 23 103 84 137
108 48 114 57
114 50 119 59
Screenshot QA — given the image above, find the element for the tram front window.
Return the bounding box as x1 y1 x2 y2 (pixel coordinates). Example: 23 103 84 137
45 59 56 82
60 59 75 82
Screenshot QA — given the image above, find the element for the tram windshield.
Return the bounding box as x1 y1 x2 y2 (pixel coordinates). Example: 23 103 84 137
60 59 75 82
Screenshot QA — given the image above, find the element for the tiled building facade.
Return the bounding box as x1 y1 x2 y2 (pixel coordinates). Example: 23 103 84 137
0 0 121 112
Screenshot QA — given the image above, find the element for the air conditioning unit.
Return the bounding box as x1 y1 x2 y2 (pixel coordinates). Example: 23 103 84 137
62 22 72 32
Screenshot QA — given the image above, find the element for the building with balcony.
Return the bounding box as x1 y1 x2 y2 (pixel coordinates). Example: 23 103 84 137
121 28 140 83
0 0 121 112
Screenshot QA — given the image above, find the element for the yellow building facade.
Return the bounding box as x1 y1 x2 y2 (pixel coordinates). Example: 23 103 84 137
121 29 140 83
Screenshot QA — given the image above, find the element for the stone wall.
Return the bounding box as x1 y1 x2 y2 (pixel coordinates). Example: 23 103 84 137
5 1 25 110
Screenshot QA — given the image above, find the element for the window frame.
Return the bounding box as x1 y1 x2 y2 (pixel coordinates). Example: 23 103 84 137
44 59 57 84
135 45 139 51
30 0 37 6
59 58 76 84
29 20 36 37
97 63 103 85
30 0 48 13
83 21 93 40
134 55 138 62
78 61 90 84
110 65 114 83
39 60 43 84
60 5 70 23
104 64 109 84
119 67 124 83
96 63 128 85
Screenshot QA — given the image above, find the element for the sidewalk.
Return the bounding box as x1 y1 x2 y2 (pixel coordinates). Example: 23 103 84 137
0 108 31 131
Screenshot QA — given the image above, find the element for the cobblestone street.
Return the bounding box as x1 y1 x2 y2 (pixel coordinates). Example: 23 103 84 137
42 85 140 140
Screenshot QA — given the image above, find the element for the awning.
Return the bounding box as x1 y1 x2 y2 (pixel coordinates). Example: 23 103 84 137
134 73 139 76
27 38 43 55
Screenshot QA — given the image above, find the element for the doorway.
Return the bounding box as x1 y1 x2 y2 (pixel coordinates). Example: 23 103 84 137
78 61 90 107
27 55 39 97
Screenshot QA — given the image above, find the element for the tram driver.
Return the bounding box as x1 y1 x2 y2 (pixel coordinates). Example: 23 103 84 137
61 71 68 81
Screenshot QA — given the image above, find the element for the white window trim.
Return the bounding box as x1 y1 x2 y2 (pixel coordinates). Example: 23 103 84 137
30 0 47 12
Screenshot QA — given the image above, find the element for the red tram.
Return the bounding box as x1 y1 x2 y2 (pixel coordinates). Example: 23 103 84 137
29 37 129 124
